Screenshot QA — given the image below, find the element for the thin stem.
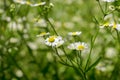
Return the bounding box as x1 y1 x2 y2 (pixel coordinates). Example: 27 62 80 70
115 29 120 55
76 51 79 66
105 2 108 12
108 22 120 80
93 16 99 25
97 0 106 16
55 47 87 80
116 30 120 44
46 18 58 35
78 67 87 80
61 46 75 66
84 43 93 71
52 48 60 80
106 27 116 39
110 30 120 80
54 47 65 63
78 51 82 66
60 47 87 80
85 28 99 70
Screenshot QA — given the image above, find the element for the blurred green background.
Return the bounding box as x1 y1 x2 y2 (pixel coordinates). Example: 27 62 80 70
0 0 120 80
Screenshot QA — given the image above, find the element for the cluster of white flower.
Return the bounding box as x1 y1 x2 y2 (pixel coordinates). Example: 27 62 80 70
100 22 120 31
36 31 88 51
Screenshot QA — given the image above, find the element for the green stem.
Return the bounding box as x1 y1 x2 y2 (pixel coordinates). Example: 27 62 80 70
85 28 99 70
105 2 108 12
106 27 116 39
116 30 120 44
52 48 60 80
61 46 75 66
55 47 87 80
78 51 82 66
97 0 106 16
54 47 65 63
46 18 58 35
110 30 120 80
116 29 120 55
84 42 93 71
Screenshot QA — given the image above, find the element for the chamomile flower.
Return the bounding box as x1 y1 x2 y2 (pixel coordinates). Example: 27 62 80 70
49 3 54 7
112 23 120 31
102 0 115 2
14 0 46 6
68 31 82 36
68 42 88 51
45 36 64 47
30 2 46 7
99 22 110 28
36 32 50 37
14 0 26 4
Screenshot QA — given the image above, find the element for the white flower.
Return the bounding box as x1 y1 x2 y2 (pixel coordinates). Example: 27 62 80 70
68 42 88 51
68 43 77 50
96 62 106 72
49 3 54 7
7 21 23 31
68 31 82 36
34 19 47 27
15 70 23 77
102 0 115 2
100 22 113 28
13 0 28 4
45 36 64 47
112 23 120 31
36 32 50 37
14 0 46 6
30 2 46 7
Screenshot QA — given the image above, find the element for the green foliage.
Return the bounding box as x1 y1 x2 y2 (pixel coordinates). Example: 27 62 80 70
0 0 120 80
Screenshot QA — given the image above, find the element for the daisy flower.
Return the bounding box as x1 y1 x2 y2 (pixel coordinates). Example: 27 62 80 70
68 31 82 36
30 2 46 7
112 23 120 31
45 36 64 47
68 42 88 51
102 0 115 2
36 32 50 37
99 22 110 28
14 0 46 6
13 0 27 4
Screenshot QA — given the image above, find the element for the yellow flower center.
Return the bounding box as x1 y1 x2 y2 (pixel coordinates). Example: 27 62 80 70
77 45 85 50
26 1 31 5
113 23 117 29
103 22 109 27
40 32 46 36
48 36 56 42
72 32 77 36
